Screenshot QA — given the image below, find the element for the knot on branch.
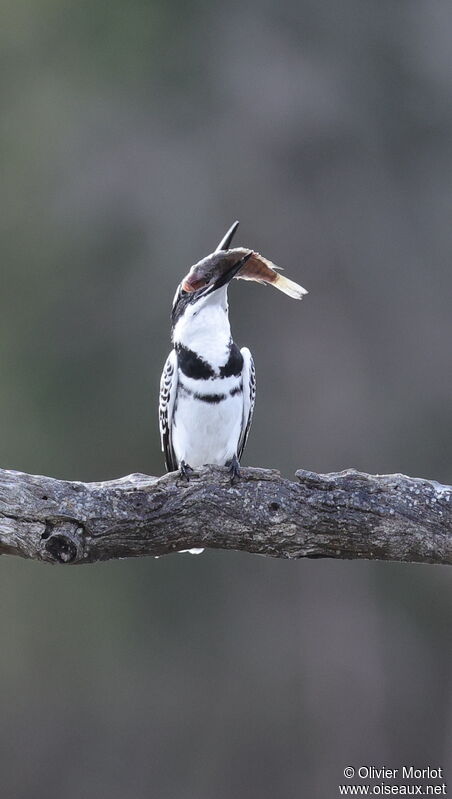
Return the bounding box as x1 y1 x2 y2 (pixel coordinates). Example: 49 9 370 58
41 519 85 564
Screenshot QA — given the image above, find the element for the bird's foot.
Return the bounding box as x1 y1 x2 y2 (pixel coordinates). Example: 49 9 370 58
179 460 194 482
227 454 241 485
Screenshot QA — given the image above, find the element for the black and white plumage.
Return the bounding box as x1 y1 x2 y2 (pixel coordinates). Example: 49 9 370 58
159 222 256 479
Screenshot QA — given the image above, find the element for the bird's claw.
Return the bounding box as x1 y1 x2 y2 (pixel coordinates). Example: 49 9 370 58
228 455 241 485
179 460 194 482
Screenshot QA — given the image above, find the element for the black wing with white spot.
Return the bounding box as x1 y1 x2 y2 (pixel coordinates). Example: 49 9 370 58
158 349 179 472
237 347 256 461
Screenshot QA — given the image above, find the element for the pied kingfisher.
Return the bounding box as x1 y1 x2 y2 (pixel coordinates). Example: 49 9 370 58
159 222 306 482
159 221 254 482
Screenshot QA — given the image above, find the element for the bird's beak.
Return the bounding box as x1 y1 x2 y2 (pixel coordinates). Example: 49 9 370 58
215 220 239 252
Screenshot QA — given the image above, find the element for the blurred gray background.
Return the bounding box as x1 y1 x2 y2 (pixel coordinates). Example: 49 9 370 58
1 1 452 796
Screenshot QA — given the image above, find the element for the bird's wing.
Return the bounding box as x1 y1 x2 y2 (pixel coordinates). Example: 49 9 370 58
159 349 179 472
237 347 256 461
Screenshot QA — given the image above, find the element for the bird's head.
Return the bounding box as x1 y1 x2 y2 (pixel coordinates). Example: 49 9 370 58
169 220 307 347
171 249 253 329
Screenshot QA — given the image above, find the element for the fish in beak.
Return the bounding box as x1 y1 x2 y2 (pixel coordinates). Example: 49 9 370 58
181 247 307 300
181 251 253 296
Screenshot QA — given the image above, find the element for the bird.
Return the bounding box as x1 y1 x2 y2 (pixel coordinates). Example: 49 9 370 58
159 221 306 484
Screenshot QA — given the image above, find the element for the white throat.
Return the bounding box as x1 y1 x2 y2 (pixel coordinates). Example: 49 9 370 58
173 289 232 367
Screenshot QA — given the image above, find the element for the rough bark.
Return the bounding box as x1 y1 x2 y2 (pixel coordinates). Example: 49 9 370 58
0 465 451 566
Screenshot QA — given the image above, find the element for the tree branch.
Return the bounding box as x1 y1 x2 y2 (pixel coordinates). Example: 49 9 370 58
0 465 451 565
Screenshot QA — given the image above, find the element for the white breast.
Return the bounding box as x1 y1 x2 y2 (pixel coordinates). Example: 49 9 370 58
172 385 243 467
